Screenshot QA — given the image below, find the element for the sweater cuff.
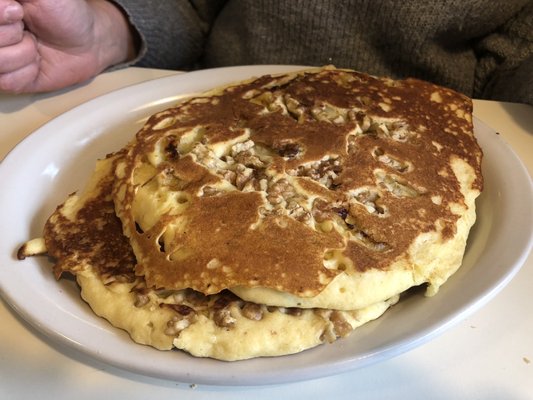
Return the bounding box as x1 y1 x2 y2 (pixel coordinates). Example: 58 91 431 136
109 0 207 70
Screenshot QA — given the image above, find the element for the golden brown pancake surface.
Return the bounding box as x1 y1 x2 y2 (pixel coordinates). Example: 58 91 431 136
113 67 482 302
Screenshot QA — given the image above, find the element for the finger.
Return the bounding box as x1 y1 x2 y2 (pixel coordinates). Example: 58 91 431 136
0 60 39 93
0 1 23 24
0 19 23 46
0 30 38 73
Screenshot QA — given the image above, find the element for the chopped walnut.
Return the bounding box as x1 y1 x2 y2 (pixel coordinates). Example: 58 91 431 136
163 304 197 336
350 188 386 215
372 147 411 173
101 271 136 285
274 142 302 159
293 156 342 188
234 152 265 169
183 289 210 308
241 303 264 321
165 315 193 336
316 309 353 342
230 140 255 158
316 311 336 343
283 94 306 122
329 311 353 338
283 307 303 317
222 169 237 186
249 91 276 110
201 185 220 197
311 103 345 124
242 88 262 99
134 293 150 308
312 198 333 223
166 303 196 316
352 230 391 252
286 199 311 222
234 164 254 190
266 178 295 205
367 120 412 142
213 307 236 328
258 178 268 192
163 135 180 161
268 178 293 196
375 170 424 198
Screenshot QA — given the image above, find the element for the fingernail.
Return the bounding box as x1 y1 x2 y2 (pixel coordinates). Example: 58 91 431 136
4 3 23 23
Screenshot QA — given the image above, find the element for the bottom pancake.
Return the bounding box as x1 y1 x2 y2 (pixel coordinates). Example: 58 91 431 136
79 267 397 360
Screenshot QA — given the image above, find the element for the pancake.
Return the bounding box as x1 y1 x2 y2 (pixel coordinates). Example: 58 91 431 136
18 66 483 360
19 153 397 360
112 66 482 310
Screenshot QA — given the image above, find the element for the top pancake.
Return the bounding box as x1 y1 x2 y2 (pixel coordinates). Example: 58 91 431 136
113 66 482 309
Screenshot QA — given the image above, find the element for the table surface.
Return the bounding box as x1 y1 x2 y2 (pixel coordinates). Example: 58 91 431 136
1 67 532 400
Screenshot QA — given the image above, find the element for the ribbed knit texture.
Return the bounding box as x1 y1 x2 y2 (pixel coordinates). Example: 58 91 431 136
114 0 533 104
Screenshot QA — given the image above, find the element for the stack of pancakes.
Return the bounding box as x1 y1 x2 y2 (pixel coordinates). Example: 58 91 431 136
18 67 483 361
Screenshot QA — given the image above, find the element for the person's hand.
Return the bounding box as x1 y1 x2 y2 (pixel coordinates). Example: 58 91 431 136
0 0 136 93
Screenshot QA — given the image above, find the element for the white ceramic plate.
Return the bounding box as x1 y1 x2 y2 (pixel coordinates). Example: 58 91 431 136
1 66 532 386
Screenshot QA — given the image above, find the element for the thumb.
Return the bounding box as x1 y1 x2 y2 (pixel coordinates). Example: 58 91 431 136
1 1 23 23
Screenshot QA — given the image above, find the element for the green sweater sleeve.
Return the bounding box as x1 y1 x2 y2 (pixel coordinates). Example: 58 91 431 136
111 0 533 105
111 0 221 70
474 1 533 104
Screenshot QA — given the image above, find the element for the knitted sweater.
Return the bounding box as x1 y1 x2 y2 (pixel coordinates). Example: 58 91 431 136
113 0 533 105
